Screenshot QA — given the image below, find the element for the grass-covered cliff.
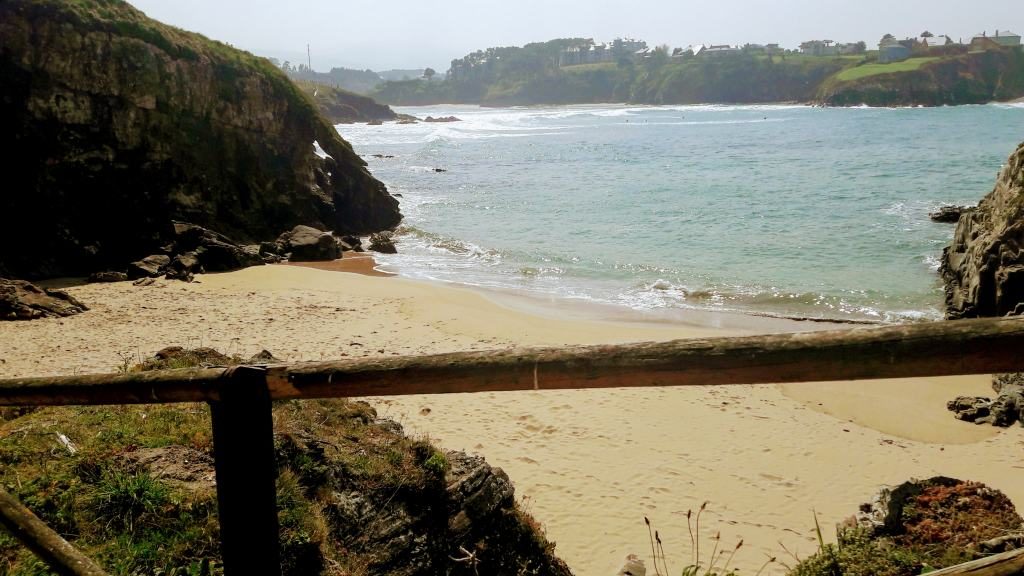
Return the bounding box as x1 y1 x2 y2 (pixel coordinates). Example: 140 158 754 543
818 50 1024 106
0 0 401 279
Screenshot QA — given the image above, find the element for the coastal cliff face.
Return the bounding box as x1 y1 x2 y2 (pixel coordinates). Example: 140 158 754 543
819 50 1024 107
0 0 401 279
942 142 1024 318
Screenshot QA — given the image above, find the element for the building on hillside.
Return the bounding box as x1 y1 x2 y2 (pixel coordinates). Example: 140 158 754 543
921 34 953 48
558 38 648 67
878 36 911 63
837 41 867 55
799 40 839 56
612 38 648 53
702 45 741 57
970 30 1022 51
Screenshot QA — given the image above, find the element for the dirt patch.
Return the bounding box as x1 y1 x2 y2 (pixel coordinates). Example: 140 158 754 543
120 445 216 492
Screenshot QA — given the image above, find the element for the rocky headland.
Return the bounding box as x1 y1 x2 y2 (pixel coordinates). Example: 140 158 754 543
941 142 1024 318
293 80 399 124
819 50 1024 107
0 0 401 281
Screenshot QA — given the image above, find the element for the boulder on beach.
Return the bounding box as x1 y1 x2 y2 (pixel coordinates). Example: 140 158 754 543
87 271 128 283
127 255 171 280
278 225 341 261
948 373 1024 427
0 278 88 320
170 222 264 273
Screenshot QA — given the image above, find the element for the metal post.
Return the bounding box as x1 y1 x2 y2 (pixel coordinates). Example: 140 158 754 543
208 366 281 576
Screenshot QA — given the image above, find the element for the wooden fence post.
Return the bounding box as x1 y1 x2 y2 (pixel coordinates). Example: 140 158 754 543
208 366 281 576
0 488 109 576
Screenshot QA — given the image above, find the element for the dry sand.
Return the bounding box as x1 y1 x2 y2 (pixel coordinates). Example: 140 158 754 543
1 264 1020 576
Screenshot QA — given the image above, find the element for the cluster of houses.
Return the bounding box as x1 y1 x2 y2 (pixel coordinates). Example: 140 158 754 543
879 30 1021 63
557 38 648 66
556 28 1021 68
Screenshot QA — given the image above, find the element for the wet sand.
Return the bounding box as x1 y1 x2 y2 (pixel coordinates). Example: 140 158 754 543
0 264 1018 575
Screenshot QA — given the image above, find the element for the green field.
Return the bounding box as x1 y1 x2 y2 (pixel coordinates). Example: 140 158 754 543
834 57 941 82
560 62 617 73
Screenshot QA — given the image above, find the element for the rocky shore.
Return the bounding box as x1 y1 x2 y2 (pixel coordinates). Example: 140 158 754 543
941 142 1024 318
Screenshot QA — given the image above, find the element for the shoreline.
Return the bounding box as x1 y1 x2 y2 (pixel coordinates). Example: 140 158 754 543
388 98 1023 111
1 264 1018 576
284 258 1003 445
301 253 855 334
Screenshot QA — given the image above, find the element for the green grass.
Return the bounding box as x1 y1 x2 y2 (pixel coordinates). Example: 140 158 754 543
834 57 942 82
560 62 618 73
0 347 558 575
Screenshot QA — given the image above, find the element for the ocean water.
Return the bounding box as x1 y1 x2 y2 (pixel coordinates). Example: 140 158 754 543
334 103 1024 323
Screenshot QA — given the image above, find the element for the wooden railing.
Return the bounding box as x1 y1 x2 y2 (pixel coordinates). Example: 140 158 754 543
2 316 1024 575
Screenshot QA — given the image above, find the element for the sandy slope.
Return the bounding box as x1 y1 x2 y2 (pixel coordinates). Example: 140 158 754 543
0 264 1019 576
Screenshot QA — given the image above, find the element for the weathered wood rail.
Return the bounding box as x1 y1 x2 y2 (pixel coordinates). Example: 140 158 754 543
1 316 1024 575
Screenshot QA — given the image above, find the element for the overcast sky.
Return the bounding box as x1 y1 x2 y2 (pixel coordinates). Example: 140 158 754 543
127 0 1019 72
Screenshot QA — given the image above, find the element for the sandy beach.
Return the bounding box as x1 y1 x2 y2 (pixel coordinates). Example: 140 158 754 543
0 263 1019 575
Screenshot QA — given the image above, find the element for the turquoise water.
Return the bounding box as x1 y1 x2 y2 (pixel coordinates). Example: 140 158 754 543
335 103 1024 323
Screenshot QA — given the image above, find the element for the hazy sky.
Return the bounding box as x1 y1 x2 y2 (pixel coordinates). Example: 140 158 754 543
127 0 1019 72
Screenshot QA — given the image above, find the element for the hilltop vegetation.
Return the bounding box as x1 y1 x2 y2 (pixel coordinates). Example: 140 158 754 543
371 38 1024 107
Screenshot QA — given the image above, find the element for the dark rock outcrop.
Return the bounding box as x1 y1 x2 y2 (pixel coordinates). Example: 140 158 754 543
277 225 340 261
339 235 363 252
424 116 462 123
0 279 88 320
170 222 262 273
273 407 574 576
369 231 398 254
929 205 974 223
941 142 1024 318
949 373 1024 426
87 271 128 283
0 0 401 280
127 255 171 280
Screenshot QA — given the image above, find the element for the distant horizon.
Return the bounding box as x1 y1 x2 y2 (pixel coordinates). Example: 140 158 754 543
126 0 1018 73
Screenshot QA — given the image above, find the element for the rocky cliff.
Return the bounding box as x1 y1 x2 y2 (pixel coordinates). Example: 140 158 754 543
819 50 1024 107
942 142 1024 318
0 0 401 279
